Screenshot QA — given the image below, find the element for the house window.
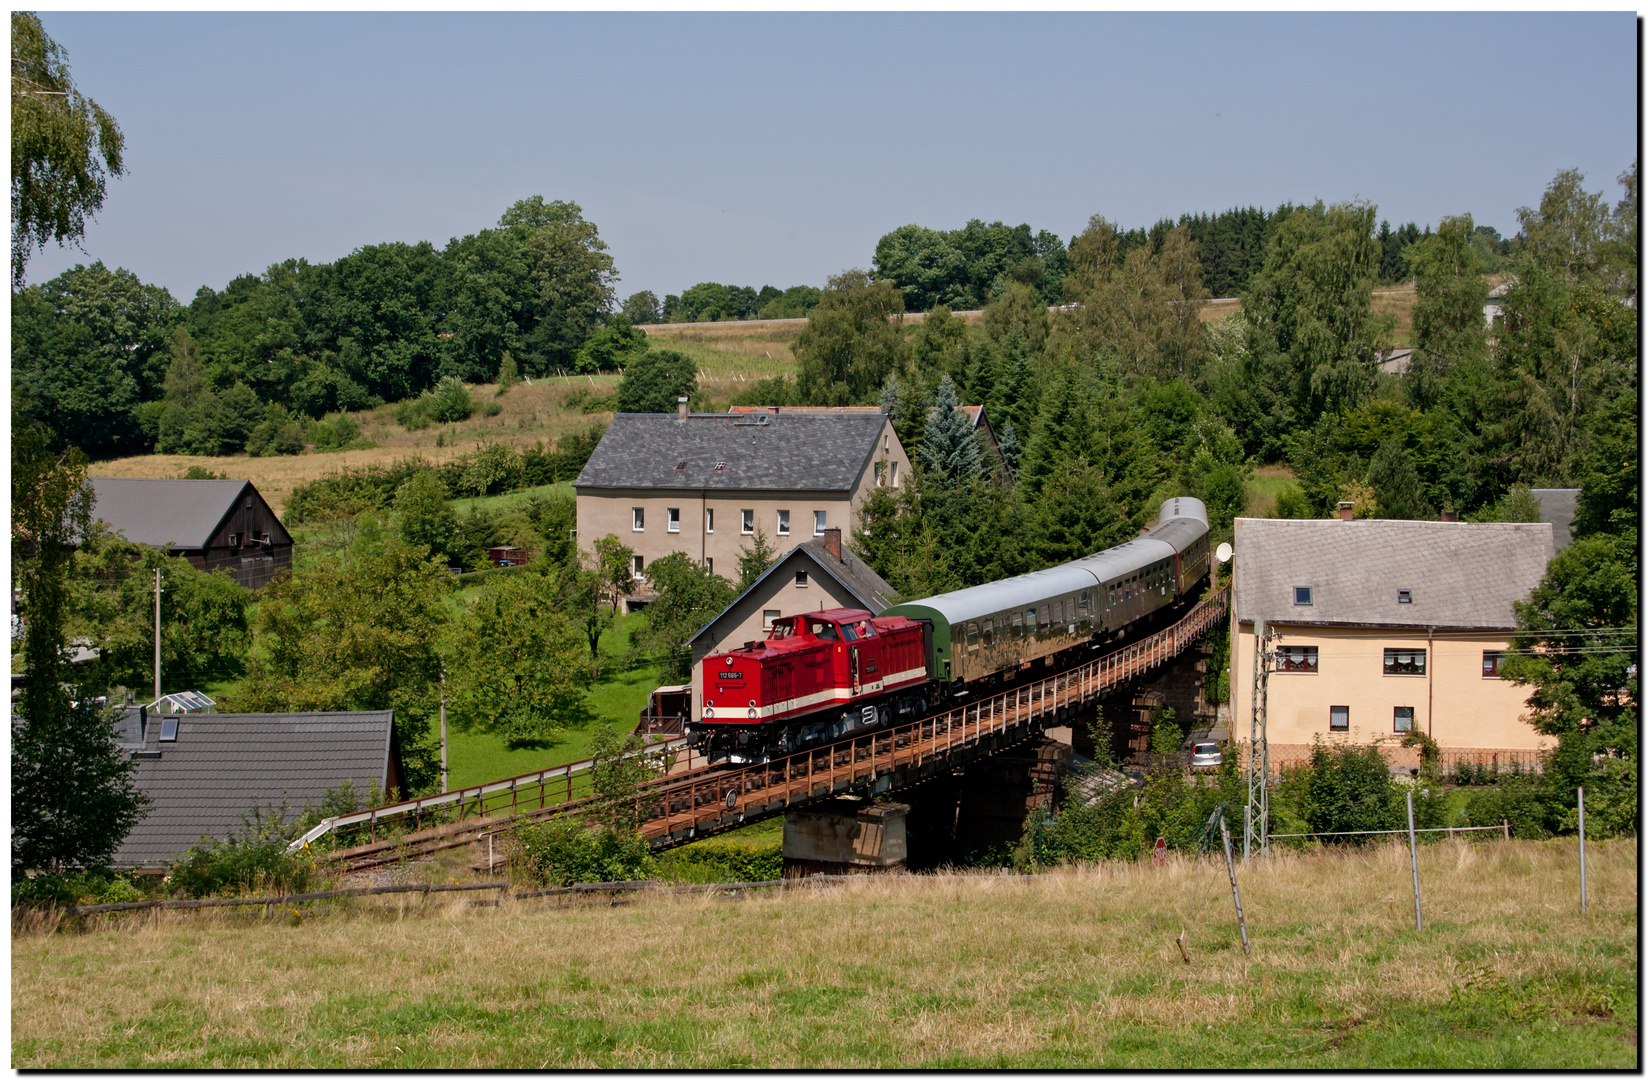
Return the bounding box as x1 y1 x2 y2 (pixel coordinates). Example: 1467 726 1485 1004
1397 589 1413 604
1383 648 1426 676
795 570 809 588
667 507 680 533
705 557 713 575
159 716 179 742
814 510 827 536
1294 586 1313 606
705 508 714 533
763 609 781 629
1482 650 1504 678
631 555 644 579
631 507 645 532
777 510 791 536
1393 706 1415 733
1279 645 1318 673
741 509 754 535
890 461 900 487
1329 706 1349 732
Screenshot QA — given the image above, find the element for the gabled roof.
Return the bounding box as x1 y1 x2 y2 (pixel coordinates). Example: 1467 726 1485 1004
111 710 396 869
1233 517 1554 631
1529 488 1579 550
86 477 270 550
688 538 898 650
575 413 890 493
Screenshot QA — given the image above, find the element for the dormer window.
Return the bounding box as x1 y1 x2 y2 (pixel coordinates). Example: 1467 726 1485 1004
1397 589 1412 604
1293 586 1313 606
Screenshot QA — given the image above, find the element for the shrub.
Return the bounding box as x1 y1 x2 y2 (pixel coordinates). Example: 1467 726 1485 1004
1294 740 1403 842
13 870 147 908
309 411 362 452
614 349 696 413
166 801 331 898
397 377 474 429
1462 773 1549 839
511 817 654 887
246 404 306 457
655 833 783 884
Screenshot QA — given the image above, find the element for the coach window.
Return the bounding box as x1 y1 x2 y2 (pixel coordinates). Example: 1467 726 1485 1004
1012 611 1024 637
741 509 754 534
632 507 645 532
981 620 995 647
1079 592 1089 617
1039 604 1050 629
965 622 980 650
1053 600 1064 626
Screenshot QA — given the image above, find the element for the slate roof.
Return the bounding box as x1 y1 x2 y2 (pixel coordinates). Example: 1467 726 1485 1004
688 538 898 649
87 477 253 549
110 710 395 869
575 413 889 493
1232 517 1554 631
1529 488 1579 550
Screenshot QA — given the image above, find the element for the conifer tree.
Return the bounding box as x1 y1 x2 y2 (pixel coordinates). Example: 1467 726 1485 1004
918 376 982 486
1367 438 1429 520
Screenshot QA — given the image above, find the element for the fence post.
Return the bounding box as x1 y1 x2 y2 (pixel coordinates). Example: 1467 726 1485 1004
1578 786 1587 914
1406 791 1422 932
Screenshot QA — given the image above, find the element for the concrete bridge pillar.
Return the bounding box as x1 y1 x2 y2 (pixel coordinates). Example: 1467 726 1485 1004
782 798 909 876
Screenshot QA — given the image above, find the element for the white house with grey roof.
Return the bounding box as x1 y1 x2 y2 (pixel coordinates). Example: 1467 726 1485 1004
574 408 911 605
1231 516 1557 774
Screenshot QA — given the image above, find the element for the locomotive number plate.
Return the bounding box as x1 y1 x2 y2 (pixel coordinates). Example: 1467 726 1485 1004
717 672 744 680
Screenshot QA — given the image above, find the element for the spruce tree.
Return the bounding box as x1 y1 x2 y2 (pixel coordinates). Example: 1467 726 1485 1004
997 420 1021 477
1367 438 1429 520
917 376 982 486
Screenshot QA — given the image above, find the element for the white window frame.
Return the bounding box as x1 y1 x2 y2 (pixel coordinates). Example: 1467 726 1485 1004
631 554 644 579
705 557 714 575
705 508 714 534
631 507 645 532
667 507 680 533
890 461 900 488
813 510 827 536
741 509 754 535
762 609 781 630
777 509 791 536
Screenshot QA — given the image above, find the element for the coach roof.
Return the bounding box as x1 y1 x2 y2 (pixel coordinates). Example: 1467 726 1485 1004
574 412 890 493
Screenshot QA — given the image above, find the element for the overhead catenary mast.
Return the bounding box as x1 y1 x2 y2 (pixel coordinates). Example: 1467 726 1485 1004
153 568 162 703
1246 618 1273 861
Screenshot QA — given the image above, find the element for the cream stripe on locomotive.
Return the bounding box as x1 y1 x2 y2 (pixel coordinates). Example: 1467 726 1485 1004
706 663 929 721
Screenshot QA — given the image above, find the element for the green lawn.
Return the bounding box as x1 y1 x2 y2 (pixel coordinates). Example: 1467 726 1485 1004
443 611 663 789
453 481 574 518
1245 467 1303 518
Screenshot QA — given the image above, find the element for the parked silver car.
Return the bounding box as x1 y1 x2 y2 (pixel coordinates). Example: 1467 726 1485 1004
1190 742 1223 768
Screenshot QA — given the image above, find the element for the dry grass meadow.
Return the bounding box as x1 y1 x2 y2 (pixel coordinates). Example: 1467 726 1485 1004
12 838 1635 1068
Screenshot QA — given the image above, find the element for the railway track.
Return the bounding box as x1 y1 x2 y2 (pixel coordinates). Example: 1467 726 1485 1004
320 586 1228 871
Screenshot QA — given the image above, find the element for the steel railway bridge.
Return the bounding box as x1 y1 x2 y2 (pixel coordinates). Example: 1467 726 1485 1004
297 586 1229 874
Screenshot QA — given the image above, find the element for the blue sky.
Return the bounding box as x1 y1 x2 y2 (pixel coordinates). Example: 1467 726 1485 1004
25 12 1639 303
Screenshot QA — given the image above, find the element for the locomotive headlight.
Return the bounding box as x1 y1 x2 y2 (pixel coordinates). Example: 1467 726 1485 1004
748 707 758 719
725 657 733 666
703 705 714 718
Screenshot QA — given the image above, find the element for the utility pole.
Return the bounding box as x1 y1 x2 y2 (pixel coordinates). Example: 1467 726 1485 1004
153 568 163 703
1245 619 1272 861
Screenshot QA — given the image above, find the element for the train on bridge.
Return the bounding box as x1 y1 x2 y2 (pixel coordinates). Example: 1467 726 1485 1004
691 496 1212 762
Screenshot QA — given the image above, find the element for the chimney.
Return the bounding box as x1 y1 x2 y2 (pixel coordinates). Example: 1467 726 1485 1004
677 396 689 421
1337 501 1355 521
1439 509 1458 522
822 526 843 562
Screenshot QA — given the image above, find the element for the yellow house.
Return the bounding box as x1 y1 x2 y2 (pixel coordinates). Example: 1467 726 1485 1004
1230 516 1558 774
573 404 911 608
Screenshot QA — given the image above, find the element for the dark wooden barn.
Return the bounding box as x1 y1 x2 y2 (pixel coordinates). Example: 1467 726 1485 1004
87 477 294 589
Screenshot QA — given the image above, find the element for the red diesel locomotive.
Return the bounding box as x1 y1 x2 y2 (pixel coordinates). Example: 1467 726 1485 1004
697 608 930 761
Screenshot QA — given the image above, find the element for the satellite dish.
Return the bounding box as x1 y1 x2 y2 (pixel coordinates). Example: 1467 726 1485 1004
1215 542 1233 564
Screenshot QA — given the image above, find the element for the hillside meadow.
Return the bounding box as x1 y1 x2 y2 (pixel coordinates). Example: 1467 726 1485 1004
12 837 1633 1068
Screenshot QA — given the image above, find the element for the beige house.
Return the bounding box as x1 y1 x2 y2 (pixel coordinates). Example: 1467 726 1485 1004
1231 516 1557 774
683 530 899 719
574 406 910 607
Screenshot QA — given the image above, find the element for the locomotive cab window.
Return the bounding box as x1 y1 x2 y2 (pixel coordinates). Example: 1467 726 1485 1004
840 624 859 641
810 621 839 641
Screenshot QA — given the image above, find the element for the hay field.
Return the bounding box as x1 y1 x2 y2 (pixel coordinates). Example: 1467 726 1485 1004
12 839 1634 1068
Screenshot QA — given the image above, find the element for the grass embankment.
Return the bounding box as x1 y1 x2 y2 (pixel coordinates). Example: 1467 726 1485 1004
13 838 1633 1068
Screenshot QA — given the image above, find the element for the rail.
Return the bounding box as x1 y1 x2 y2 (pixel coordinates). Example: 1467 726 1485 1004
323 585 1229 866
